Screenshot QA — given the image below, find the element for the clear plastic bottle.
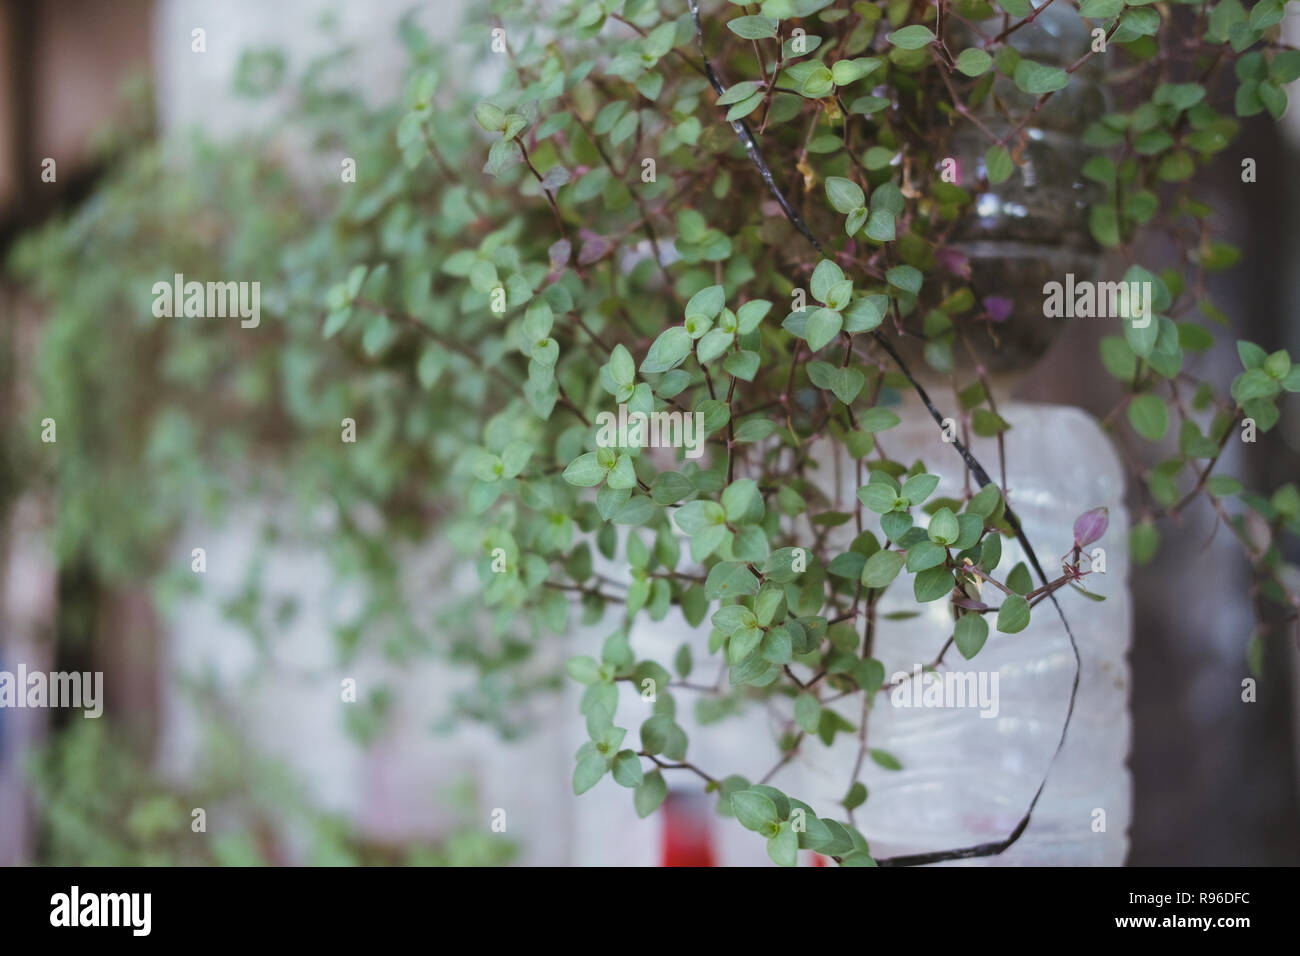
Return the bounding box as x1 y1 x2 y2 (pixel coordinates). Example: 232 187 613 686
789 396 1132 865
572 397 1132 867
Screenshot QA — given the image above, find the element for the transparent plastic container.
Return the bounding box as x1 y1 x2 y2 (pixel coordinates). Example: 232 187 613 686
789 397 1132 865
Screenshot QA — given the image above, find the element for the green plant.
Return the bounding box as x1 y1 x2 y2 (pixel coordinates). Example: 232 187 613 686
441 0 1299 865
8 0 1300 867
27 718 512 866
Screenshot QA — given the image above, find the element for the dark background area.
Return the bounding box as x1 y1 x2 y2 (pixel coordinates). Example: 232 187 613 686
1021 98 1300 863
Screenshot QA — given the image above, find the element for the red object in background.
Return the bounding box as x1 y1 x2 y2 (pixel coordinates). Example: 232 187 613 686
660 791 715 867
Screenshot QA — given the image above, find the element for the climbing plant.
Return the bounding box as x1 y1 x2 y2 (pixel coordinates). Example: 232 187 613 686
8 0 1300 865
437 0 1300 866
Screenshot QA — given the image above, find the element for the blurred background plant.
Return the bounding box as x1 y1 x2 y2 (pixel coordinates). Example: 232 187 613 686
29 717 514 865
2 2 533 865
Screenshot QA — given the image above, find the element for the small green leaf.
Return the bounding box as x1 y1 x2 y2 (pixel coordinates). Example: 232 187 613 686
985 145 1014 184
913 566 954 602
634 770 668 817
864 208 896 242
735 419 778 442
1090 204 1121 247
794 693 822 734
323 307 352 338
1206 475 1243 497
727 626 762 665
640 715 675 754
1153 82 1206 112
1127 394 1169 441
611 750 644 788
1006 562 1033 595
1264 350 1291 381
954 615 989 659
966 483 1002 519
844 782 868 810
641 326 692 373
805 307 843 352
846 206 868 236
727 15 778 39
859 407 901 432
732 790 781 831
826 176 866 214
824 279 853 312
843 295 888 333
736 299 772 333
563 453 606 487
721 478 763 523
685 284 726 322
862 549 905 588
886 265 922 296
927 507 959 545
474 102 507 132
798 65 835 98
566 655 603 685
1232 369 1280 404
954 48 993 77
573 753 607 794
717 81 763 106
870 748 902 770
828 366 866 404
900 473 940 504
724 350 760 382
767 823 799 867
1130 521 1160 564
607 344 635 386
1078 0 1123 17
810 259 845 302
830 58 881 86
705 562 761 599
888 25 936 50
1237 340 1267 369
905 539 947 572
696 328 733 365
1013 61 1069 95
858 482 900 514
997 594 1031 633
643 21 677 58
606 453 637 490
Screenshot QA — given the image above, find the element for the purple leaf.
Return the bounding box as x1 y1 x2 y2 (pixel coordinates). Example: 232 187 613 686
540 165 571 191
1073 507 1109 548
935 246 971 280
548 239 571 270
983 296 1013 323
578 234 611 266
